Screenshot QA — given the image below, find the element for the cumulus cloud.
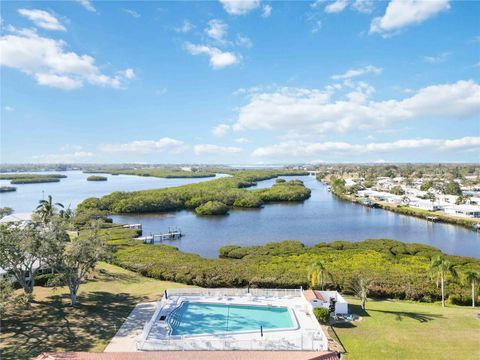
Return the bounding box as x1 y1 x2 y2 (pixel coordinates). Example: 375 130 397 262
234 137 251 144
231 80 480 135
212 124 231 137
262 4 272 18
236 34 252 48
352 0 375 13
219 0 260 15
77 0 96 12
194 144 243 155
205 19 228 42
32 151 95 163
175 20 194 33
99 138 186 154
325 0 349 13
252 136 480 157
423 52 450 64
370 0 450 36
331 65 382 80
185 43 239 69
18 9 65 31
0 28 135 89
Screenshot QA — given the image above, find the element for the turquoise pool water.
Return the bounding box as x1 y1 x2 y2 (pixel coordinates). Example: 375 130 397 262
168 302 294 335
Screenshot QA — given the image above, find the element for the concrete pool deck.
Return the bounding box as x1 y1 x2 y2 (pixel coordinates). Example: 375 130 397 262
112 288 329 352
104 302 156 352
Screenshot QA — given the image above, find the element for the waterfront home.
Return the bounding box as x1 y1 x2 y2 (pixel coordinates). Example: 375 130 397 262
0 212 32 225
444 204 480 218
409 200 445 211
303 290 348 315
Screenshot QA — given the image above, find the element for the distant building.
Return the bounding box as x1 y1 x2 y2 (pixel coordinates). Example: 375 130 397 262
0 212 33 225
303 290 348 315
444 205 480 218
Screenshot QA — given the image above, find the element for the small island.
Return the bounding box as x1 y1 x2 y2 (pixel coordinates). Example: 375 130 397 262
0 173 66 184
87 175 108 181
0 186 16 193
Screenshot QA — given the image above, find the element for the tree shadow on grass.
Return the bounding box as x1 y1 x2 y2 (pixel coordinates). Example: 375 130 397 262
0 291 145 360
348 303 370 317
369 309 444 323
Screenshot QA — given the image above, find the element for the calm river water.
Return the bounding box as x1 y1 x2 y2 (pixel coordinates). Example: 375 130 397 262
1 172 478 258
112 175 480 258
0 171 226 213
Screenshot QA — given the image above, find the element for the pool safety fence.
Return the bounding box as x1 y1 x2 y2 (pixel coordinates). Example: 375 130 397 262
166 288 304 298
137 332 327 351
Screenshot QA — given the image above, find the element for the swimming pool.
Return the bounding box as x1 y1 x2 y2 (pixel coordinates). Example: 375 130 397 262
168 302 296 336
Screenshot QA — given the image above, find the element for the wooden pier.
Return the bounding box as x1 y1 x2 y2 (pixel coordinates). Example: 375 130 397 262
136 227 183 244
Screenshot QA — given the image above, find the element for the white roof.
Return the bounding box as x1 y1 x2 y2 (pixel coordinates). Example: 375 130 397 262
0 213 33 224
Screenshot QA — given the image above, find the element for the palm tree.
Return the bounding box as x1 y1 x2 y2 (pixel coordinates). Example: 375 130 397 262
36 195 64 223
350 275 373 310
307 260 329 289
429 255 458 307
464 271 480 308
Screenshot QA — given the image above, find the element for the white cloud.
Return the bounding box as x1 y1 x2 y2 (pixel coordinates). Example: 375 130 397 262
77 0 96 12
194 144 243 155
236 34 252 48
185 43 239 69
205 19 228 42
262 5 272 18
212 124 231 137
0 28 134 89
32 151 95 163
99 138 186 154
352 0 375 13
175 20 194 33
370 0 450 36
423 52 450 64
122 9 140 18
252 136 480 157
18 9 66 31
234 137 251 144
232 80 480 135
325 0 349 13
219 0 260 15
331 65 382 80
311 20 322 33
4 106 14 112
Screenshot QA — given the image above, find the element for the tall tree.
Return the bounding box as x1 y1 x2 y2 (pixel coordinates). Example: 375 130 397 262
350 275 373 310
54 222 108 306
429 255 458 307
36 195 64 223
464 271 480 308
0 224 45 296
308 260 329 289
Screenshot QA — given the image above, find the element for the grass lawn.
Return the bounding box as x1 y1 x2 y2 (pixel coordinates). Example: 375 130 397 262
333 297 480 360
0 262 189 359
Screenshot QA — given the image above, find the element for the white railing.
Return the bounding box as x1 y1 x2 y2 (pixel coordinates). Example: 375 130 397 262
166 288 303 298
137 332 327 351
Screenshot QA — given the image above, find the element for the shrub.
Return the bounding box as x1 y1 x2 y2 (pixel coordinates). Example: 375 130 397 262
195 201 229 215
448 294 473 306
314 307 331 324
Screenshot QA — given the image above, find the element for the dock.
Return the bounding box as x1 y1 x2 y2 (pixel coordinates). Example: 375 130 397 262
136 227 183 244
123 223 142 230
426 216 439 222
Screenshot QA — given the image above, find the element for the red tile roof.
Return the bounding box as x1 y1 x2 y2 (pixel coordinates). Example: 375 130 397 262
37 352 339 360
304 289 325 302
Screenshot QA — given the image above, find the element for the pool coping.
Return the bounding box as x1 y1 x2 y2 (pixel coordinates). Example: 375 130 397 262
165 300 300 338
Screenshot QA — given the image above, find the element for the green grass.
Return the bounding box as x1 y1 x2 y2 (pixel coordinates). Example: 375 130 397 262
0 262 190 359
334 297 480 360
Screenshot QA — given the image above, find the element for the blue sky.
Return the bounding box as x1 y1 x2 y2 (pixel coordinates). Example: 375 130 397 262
1 0 479 164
